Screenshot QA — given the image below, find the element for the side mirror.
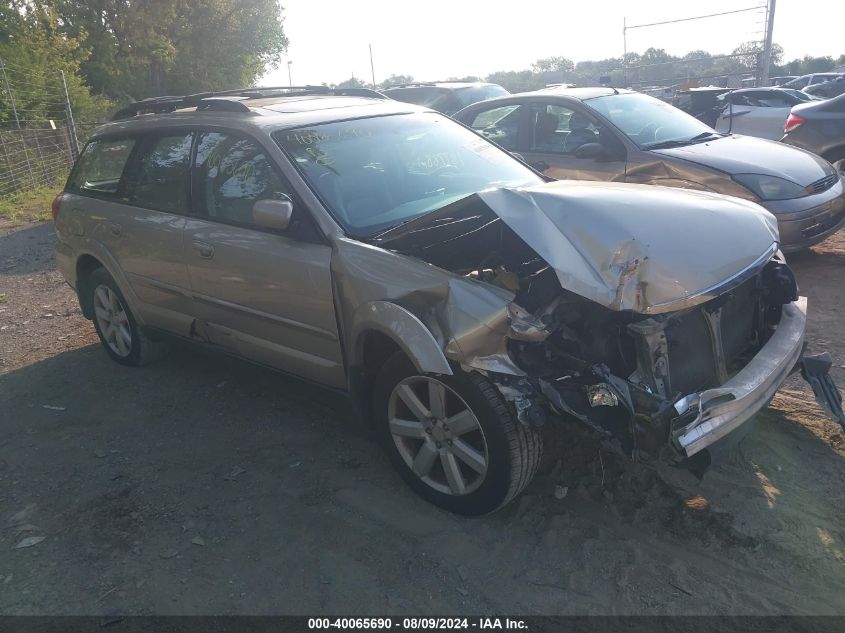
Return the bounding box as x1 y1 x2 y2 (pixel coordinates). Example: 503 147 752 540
574 142 605 160
252 198 293 231
510 151 527 163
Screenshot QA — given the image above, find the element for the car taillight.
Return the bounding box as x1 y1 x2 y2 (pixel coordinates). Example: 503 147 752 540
51 192 64 221
784 113 806 134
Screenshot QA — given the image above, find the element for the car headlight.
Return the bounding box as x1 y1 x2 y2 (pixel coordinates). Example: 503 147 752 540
732 173 807 201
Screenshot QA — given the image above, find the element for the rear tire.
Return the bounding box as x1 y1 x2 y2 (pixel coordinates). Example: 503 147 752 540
88 267 169 367
373 351 542 515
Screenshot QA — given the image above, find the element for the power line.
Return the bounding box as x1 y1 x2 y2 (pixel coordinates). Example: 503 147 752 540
625 5 766 30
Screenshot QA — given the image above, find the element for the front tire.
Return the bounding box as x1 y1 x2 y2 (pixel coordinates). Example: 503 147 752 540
88 267 169 366
373 352 542 515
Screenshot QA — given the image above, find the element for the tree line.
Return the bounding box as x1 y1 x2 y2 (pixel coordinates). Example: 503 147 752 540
372 45 845 93
0 0 288 126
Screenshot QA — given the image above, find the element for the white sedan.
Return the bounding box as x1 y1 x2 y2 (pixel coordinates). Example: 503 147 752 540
715 88 820 140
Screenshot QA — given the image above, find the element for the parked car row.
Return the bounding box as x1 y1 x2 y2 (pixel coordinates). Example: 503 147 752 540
453 86 845 252
53 85 845 515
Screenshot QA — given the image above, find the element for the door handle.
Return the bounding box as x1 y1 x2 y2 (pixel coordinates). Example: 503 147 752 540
109 223 122 237
192 240 215 259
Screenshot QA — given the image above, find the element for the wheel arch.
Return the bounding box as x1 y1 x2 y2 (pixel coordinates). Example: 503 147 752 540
345 301 454 425
75 254 104 319
72 241 143 324
348 301 453 377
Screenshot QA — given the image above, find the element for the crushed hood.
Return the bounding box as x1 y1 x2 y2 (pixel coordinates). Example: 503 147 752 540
477 181 779 313
652 134 832 186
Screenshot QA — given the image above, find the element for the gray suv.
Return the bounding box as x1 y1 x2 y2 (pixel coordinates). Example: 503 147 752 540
54 87 844 515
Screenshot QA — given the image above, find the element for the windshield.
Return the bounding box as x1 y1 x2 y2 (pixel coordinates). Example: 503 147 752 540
586 92 717 149
274 113 540 237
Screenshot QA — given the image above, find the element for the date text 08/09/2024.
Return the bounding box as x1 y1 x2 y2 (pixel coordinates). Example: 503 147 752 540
307 618 529 630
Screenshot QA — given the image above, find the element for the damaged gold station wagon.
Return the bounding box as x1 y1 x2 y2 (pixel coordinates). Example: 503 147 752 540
53 87 845 515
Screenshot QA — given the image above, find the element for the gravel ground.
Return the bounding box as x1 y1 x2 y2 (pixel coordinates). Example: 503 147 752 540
0 219 843 615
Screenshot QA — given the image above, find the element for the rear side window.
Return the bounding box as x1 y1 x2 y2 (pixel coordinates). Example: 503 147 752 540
67 138 135 197
467 104 524 150
125 134 193 214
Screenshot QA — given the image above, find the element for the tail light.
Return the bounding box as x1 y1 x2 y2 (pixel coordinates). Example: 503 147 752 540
51 192 63 221
784 113 806 134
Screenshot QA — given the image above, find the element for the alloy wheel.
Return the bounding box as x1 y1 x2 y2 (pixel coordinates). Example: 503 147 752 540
93 284 132 357
387 376 489 496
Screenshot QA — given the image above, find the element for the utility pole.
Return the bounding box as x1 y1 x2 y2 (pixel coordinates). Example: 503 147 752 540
0 59 21 129
760 0 777 85
622 17 627 87
369 44 377 89
287 61 292 87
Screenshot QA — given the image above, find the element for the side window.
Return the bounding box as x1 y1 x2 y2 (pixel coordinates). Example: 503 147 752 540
468 105 523 150
67 138 135 197
125 134 192 213
530 104 599 156
193 132 295 228
531 104 573 153
757 92 792 108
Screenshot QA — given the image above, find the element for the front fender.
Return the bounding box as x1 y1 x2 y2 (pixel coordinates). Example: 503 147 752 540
349 300 453 376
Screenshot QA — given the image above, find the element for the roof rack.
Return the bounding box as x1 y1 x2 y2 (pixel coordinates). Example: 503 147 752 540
111 85 388 121
384 82 438 89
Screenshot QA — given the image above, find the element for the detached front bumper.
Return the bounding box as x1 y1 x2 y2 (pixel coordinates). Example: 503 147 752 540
671 297 807 457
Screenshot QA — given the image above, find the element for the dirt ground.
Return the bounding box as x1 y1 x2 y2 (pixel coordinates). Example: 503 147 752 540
0 219 843 616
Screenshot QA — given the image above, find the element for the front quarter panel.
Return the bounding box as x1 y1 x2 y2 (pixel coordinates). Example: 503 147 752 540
332 237 521 378
625 151 758 200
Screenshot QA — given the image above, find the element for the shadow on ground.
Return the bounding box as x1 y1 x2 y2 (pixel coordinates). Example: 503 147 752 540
1 339 842 615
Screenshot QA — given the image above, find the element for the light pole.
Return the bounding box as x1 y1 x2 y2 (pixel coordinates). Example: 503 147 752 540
287 60 292 87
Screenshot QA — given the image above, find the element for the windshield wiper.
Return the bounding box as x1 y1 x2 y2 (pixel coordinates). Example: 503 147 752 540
645 131 720 150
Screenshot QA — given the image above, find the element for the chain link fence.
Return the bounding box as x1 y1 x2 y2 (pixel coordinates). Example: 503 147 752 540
0 59 107 198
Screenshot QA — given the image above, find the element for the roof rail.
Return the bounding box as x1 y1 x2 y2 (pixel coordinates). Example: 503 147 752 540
384 82 438 89
111 85 389 121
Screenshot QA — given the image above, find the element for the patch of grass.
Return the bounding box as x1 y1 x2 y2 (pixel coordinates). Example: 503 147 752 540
0 184 64 224
0 294 7 303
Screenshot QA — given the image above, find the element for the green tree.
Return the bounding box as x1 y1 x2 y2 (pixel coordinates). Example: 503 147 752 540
54 0 288 100
531 56 574 74
0 1 110 126
380 74 414 88
336 76 367 89
484 70 545 93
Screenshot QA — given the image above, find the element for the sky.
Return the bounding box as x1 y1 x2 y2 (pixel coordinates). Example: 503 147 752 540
260 0 845 88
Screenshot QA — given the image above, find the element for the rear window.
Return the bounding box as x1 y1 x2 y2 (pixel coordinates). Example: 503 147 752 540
67 138 135 197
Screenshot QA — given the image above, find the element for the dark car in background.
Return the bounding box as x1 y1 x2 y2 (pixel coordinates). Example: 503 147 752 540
782 92 845 173
783 73 843 90
455 87 845 251
672 87 728 127
382 81 508 115
770 76 798 86
805 75 845 99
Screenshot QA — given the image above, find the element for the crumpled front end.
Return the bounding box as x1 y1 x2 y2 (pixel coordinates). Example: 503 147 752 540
359 181 844 467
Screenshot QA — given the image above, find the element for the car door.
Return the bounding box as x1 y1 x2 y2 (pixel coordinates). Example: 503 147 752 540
716 92 794 140
520 102 627 181
183 130 345 388
70 132 194 333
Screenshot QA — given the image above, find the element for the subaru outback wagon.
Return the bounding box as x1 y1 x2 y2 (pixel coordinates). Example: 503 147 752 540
53 87 844 515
